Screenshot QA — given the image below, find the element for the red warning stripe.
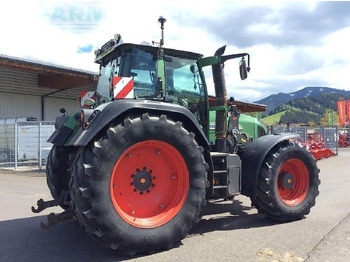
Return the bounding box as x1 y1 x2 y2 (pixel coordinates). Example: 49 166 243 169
79 91 95 108
113 77 134 99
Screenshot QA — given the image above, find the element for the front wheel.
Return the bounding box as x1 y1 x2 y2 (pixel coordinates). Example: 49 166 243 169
70 113 208 254
255 141 320 221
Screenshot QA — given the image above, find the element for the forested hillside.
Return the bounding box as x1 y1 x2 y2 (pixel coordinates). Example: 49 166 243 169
262 92 350 125
256 87 350 116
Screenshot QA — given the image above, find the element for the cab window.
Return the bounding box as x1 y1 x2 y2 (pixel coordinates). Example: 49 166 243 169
119 48 158 97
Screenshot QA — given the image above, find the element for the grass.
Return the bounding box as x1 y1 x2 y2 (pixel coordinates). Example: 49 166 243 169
261 110 287 125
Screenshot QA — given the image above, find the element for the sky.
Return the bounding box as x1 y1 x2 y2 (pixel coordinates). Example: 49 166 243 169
1 0 350 102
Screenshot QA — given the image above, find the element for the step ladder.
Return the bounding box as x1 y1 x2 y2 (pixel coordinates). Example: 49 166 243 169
211 152 241 198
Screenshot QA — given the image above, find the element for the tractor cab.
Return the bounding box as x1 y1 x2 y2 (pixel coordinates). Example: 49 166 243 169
93 37 209 133
95 42 206 100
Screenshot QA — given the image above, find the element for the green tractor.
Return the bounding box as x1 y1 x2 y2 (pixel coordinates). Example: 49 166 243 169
33 17 320 255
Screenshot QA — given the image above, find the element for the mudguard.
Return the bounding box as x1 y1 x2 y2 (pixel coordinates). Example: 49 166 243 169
66 99 210 150
239 133 299 202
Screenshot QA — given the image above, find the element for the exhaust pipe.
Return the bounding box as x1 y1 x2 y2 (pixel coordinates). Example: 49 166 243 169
212 45 227 152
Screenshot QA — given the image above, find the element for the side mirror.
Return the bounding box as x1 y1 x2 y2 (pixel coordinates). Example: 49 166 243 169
239 58 248 80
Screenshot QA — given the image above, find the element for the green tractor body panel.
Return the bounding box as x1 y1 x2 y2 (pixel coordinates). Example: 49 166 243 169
239 113 267 140
208 109 267 144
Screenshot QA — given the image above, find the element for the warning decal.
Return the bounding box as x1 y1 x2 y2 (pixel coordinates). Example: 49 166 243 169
112 77 134 99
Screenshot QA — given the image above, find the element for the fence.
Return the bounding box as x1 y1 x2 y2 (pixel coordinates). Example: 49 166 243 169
271 125 338 155
315 126 338 154
0 121 342 169
0 121 55 169
273 125 308 142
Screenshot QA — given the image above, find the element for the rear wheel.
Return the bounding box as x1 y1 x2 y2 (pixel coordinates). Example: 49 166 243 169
70 113 208 254
255 141 320 221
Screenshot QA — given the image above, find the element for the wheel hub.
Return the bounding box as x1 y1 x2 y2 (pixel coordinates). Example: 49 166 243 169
279 172 294 190
110 140 189 228
133 169 153 193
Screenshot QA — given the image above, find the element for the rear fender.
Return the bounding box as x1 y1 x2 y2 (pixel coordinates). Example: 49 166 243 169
239 133 299 202
68 99 211 150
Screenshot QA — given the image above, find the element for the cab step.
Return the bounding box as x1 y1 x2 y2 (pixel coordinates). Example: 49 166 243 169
210 152 241 198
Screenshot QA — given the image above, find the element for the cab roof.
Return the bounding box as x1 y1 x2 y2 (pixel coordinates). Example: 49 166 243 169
95 42 203 66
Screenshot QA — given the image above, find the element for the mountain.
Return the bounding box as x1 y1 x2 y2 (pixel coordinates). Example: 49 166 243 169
262 92 350 125
255 87 350 116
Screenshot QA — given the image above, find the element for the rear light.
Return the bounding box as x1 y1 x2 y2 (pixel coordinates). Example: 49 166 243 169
80 110 86 129
80 109 98 129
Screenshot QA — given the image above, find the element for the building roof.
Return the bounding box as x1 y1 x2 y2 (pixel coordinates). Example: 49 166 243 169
208 96 266 113
0 54 97 99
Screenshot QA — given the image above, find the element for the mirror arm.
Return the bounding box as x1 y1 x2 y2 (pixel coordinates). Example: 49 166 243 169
220 53 250 71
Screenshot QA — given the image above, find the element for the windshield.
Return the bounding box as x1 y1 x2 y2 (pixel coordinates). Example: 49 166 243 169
166 57 204 99
165 56 207 129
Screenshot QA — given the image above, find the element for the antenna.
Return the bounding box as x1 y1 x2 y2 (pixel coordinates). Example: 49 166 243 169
158 16 166 47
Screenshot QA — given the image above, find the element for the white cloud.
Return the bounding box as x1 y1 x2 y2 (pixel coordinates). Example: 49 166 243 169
1 0 350 102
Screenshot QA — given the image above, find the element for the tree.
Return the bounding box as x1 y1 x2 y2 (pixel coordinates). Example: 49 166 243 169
320 109 339 126
307 120 317 128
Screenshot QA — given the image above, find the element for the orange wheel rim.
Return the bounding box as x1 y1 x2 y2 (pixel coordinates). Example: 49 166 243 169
110 140 189 228
277 158 309 206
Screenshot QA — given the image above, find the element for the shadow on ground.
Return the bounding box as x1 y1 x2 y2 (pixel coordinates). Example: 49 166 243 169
189 199 279 236
0 200 279 262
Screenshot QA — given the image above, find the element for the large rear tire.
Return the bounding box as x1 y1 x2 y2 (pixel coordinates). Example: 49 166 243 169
255 141 320 221
70 113 208 254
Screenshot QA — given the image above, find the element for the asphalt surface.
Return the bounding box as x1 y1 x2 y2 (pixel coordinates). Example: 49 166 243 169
0 148 349 262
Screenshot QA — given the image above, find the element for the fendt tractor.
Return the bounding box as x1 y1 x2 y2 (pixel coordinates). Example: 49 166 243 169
32 17 320 255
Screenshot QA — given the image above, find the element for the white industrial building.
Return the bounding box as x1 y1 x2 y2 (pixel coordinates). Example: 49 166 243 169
0 54 97 121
